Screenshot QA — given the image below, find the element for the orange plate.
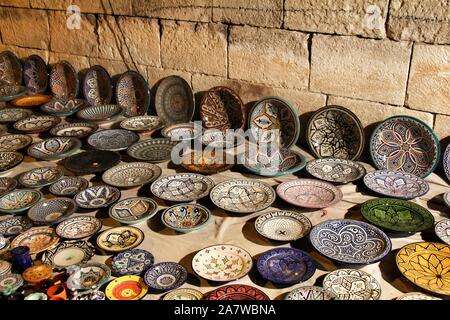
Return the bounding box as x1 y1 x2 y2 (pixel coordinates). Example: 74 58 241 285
11 94 52 107
23 263 53 284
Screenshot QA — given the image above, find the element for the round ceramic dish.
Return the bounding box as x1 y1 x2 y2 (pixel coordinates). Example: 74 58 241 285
155 75 195 125
323 269 381 300
49 176 89 197
161 203 211 233
0 51 22 84
396 242 450 296
50 122 98 138
0 189 43 214
83 65 113 106
74 185 120 209
0 108 32 123
180 149 234 175
13 115 61 133
120 115 164 132
64 150 121 175
27 137 81 160
111 248 154 276
210 179 276 213
102 162 162 188
41 98 87 116
161 122 202 141
0 151 23 172
127 138 178 163
41 240 95 268
254 210 312 242
27 198 77 226
363 170 429 199
0 85 27 102
192 244 253 282
10 94 51 107
309 219 392 265
18 166 64 188
307 105 364 160
445 192 450 208
361 198 434 233
204 285 270 300
396 292 442 300
201 130 245 149
249 96 300 148
87 129 139 152
370 116 440 178
96 226 144 252
285 286 338 300
67 263 111 291
76 104 123 122
11 226 59 255
50 61 78 100
435 219 450 245
0 177 18 195
109 197 158 225
0 274 23 295
23 264 53 284
0 216 33 238
306 158 366 184
116 70 151 117
151 173 214 202
55 216 102 240
276 179 343 209
444 144 450 183
0 260 12 276
0 134 33 151
163 288 203 300
23 54 48 94
105 275 148 300
144 262 187 292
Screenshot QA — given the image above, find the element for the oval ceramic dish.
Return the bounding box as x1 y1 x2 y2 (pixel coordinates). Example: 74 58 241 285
13 115 60 133
23 54 48 94
0 108 32 123
109 197 158 225
83 65 113 106
163 288 203 300
204 285 269 300
76 104 123 122
87 129 139 152
49 61 78 100
74 185 120 209
50 122 98 138
323 269 381 300
18 167 64 188
0 51 22 84
111 248 154 276
41 98 87 116
49 176 89 197
120 115 164 132
0 177 18 196
161 122 202 141
41 240 95 268
285 286 338 300
0 216 33 238
96 226 144 252
102 162 162 188
0 134 33 151
55 216 102 240
105 275 148 300
0 189 43 214
435 219 450 245
306 158 366 184
10 94 51 107
255 210 312 242
67 262 111 291
151 173 214 202
127 138 178 163
144 262 187 292
27 198 77 226
10 226 59 255
116 70 151 117
0 151 23 172
27 137 81 160
161 203 211 233
64 150 121 175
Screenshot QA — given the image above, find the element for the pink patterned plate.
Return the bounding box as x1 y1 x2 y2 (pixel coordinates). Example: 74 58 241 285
204 284 270 300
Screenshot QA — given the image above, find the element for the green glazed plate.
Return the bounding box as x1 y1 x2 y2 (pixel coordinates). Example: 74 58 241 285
361 198 434 233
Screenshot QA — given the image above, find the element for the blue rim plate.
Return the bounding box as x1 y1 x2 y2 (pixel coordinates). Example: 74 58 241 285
144 262 187 292
0 189 43 214
111 248 155 276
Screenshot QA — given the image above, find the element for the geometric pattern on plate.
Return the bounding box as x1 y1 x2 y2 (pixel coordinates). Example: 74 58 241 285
83 65 112 106
27 137 81 160
27 197 77 225
163 288 203 300
143 262 187 291
285 286 337 300
24 55 48 94
0 134 33 151
204 284 270 300
120 115 164 132
87 129 139 152
0 189 42 213
161 203 211 232
50 61 78 100
76 104 123 122
50 122 98 138
112 248 154 276
13 115 61 133
254 210 311 241
151 173 214 202
41 99 87 116
161 122 202 141
41 240 95 268
18 166 63 188
116 70 150 117
0 151 23 171
49 176 89 197
109 197 158 224
444 144 450 183
435 219 450 246
0 216 32 238
74 185 120 209
10 226 60 255
96 226 144 252
67 262 111 291
102 162 162 188
306 158 366 183
55 216 102 240
0 51 21 84
323 269 381 300
127 138 178 163
0 108 32 123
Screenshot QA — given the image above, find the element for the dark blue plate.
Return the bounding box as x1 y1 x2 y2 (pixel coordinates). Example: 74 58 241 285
112 248 154 276
144 262 187 292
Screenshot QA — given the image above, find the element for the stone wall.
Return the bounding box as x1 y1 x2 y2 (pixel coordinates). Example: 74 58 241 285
0 0 448 149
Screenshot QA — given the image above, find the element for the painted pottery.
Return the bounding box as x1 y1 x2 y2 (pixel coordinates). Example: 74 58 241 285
443 144 450 183
0 85 27 101
127 138 178 163
102 162 162 188
163 288 203 300
396 292 442 300
161 203 211 233
96 226 144 252
22 264 53 284
27 197 77 225
0 151 23 172
83 65 113 106
0 260 11 276
24 292 48 300
11 246 32 272
445 192 450 208
306 158 366 184
50 61 79 100
144 262 187 291
151 173 214 202
50 122 98 138
13 114 61 133
0 273 23 295
41 240 95 268
67 262 111 291
27 137 81 160
116 70 151 117
0 134 33 151
41 98 87 116
111 248 154 276
105 275 148 300
180 149 234 175
323 269 381 300
87 129 139 151
254 210 311 241
0 108 32 123
0 177 17 196
0 51 22 85
74 185 120 209
55 216 102 240
11 94 51 107
201 130 245 148
435 219 450 245
161 122 202 141
285 286 338 300
18 166 64 188
120 115 164 132
49 176 89 197
76 104 123 122
204 284 270 300
11 226 59 255
0 189 43 214
23 55 48 94
0 216 32 238
109 197 158 225
64 150 121 174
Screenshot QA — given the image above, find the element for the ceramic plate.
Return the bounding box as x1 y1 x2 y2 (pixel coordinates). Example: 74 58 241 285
76 104 123 122
102 162 162 188
50 61 78 100
276 179 343 209
210 180 276 213
0 216 33 238
161 122 202 141
120 115 164 132
23 54 48 94
11 226 59 255
151 173 214 202
0 134 33 151
370 116 440 178
96 226 144 252
309 219 391 265
0 51 22 84
0 151 23 172
13 115 61 133
56 216 102 240
396 292 442 300
249 96 300 148
23 264 53 284
0 85 27 102
116 70 151 117
41 98 87 116
83 65 112 106
111 248 154 276
67 262 111 291
27 197 77 226
0 260 11 276
105 275 148 300
41 240 95 268
285 286 337 300
435 219 450 245
144 262 187 291
201 130 245 149
361 198 434 233
204 284 270 300
307 105 364 160
88 129 139 152
127 138 178 163
323 269 381 300
64 150 121 174
200 86 246 131
444 144 450 183
18 166 64 188
50 122 98 138
0 108 32 123
109 197 158 225
0 189 43 214
306 158 366 183
155 76 195 125
445 192 450 208
74 185 120 209
255 210 311 241
163 288 203 300
192 244 253 282
27 137 81 160
0 177 17 196
49 176 89 197
0 273 23 294
10 94 51 107
181 149 234 175
257 248 316 284
161 203 211 233
396 242 450 296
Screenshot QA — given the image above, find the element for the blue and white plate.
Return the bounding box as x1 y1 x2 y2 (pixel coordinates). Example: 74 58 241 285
0 216 33 238
112 249 154 276
144 262 187 292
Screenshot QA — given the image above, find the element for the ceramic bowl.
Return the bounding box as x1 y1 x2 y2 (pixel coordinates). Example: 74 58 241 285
22 264 53 284
105 275 148 300
144 262 187 292
396 292 442 300
109 197 158 225
163 288 203 300
0 151 23 172
27 137 82 160
13 115 61 133
74 185 120 209
0 260 12 276
23 54 48 94
323 269 381 300
0 51 22 85
0 189 43 214
64 150 121 175
180 149 234 175
445 192 450 208
83 65 113 106
111 248 154 276
0 216 33 238
50 122 98 138
87 129 139 152
444 144 450 183
10 94 51 107
27 198 77 226
18 166 64 188
0 108 32 123
102 162 162 188
306 158 366 184
116 70 151 117
11 226 60 255
255 210 312 242
151 173 215 202
0 85 27 102
434 219 450 245
41 240 95 268
50 61 79 100
161 122 202 141
0 177 17 195
0 134 33 151
67 262 111 291
76 104 123 122
285 286 338 300
161 203 211 233
127 138 178 163
204 284 270 300
41 98 87 116
24 293 48 300
55 216 102 240
201 130 245 149
0 274 24 295
49 176 89 197
120 115 164 132
96 226 144 252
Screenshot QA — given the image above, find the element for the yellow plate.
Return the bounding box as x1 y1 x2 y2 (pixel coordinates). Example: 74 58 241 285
105 275 148 300
11 94 52 107
396 242 450 296
96 226 144 253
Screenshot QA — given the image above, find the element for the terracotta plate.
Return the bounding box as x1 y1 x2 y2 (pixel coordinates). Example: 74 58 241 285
23 264 53 284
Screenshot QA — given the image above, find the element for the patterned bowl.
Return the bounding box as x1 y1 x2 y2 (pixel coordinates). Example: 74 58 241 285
161 122 202 142
161 203 211 233
109 197 158 225
435 218 450 245
115 70 151 117
306 158 366 184
204 284 270 300
102 162 162 188
76 104 123 122
83 65 113 106
151 173 215 202
0 216 33 238
285 286 338 300
111 248 154 276
96 226 144 252
27 137 82 160
23 54 48 94
144 262 187 292
50 60 79 100
18 166 64 188
0 134 33 151
41 240 95 268
0 189 43 214
255 210 312 242
105 275 148 300
0 85 27 102
67 262 111 291
127 138 178 163
13 114 61 133
49 176 89 197
0 108 32 123
0 177 18 196
50 122 98 138
55 216 102 240
180 149 234 175
0 51 22 85
323 269 381 300
163 288 203 300
64 150 121 175
10 226 60 255
27 198 77 225
120 115 164 132
0 151 23 172
75 185 120 209
41 98 88 116
87 129 139 152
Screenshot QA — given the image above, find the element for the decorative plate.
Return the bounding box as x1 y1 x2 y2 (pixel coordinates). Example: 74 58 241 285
0 273 23 295
50 122 98 138
161 203 211 233
0 177 17 196
11 226 59 255
180 149 234 175
309 219 392 265
76 104 123 122
163 288 203 300
102 162 162 188
41 240 95 268
64 150 121 174
111 248 154 276
83 65 112 106
0 85 27 102
201 130 245 149
120 115 164 132
249 96 300 148
0 151 23 172
27 137 81 160
204 284 270 300
10 94 51 107
0 134 33 151
445 192 450 208
27 197 77 226
0 236 8 251
22 264 53 284
0 260 11 276
55 216 102 240
370 116 440 178
323 269 381 300
0 51 22 84
151 173 214 202
67 263 111 291
155 75 195 125
361 198 435 233
109 197 158 225
306 158 366 184
200 86 246 131
210 180 276 213
363 170 429 199
105 275 148 300
144 262 187 291
444 144 450 183
18 166 64 188
0 189 43 214
96 226 144 252
285 286 338 300
23 55 48 94
49 61 79 100
49 176 89 197
74 185 120 209
435 219 450 245
396 242 450 296
161 122 202 141
255 210 312 241
116 70 151 117
13 115 61 133
41 98 87 116
0 108 32 123
127 138 178 163
192 244 253 282
257 248 316 285
276 179 343 209
396 292 442 300
87 129 139 152
307 105 364 160
0 216 33 238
